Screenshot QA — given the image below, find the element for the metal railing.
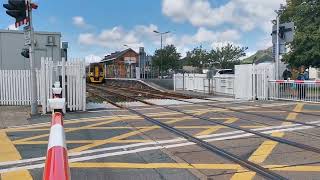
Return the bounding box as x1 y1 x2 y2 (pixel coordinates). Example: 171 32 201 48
268 80 320 103
173 73 235 96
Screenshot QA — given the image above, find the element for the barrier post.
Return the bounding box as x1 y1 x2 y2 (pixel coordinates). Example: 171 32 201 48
43 82 70 180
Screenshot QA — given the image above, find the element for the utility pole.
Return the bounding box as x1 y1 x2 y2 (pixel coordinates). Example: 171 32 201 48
275 13 280 80
153 30 170 78
28 0 37 115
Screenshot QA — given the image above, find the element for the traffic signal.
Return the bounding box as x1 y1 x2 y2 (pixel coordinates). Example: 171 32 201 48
279 26 286 39
3 0 28 27
21 48 30 58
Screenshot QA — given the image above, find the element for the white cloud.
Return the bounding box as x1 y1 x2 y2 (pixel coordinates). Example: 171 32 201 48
78 24 242 57
72 16 87 27
85 54 102 65
7 24 18 30
78 26 146 52
162 0 286 32
163 27 242 56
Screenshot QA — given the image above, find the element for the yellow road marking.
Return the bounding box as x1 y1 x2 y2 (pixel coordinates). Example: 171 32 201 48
196 118 238 136
13 118 125 143
69 162 320 172
13 139 152 145
4 108 217 132
70 127 156 152
231 103 304 180
0 132 32 180
70 162 242 170
70 117 193 152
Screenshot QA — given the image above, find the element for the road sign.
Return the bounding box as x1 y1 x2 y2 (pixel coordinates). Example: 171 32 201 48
24 25 31 45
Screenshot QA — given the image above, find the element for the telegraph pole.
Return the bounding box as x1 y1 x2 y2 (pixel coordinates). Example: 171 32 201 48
153 30 170 78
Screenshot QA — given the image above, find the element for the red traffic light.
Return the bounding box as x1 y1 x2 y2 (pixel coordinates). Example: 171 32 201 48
31 3 38 9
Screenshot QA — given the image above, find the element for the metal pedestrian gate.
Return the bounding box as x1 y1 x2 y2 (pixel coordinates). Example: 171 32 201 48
0 57 86 113
39 58 86 113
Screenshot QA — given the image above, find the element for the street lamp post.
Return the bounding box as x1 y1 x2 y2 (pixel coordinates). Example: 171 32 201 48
153 30 170 78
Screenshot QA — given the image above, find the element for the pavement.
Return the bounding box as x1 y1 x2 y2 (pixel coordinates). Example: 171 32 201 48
0 106 31 128
1 100 320 180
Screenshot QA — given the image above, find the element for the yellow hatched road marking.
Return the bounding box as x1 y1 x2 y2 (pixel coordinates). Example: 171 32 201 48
196 118 238 136
230 103 304 180
69 162 320 172
70 127 156 152
70 162 242 170
70 117 193 152
13 118 125 143
0 132 32 180
14 139 152 145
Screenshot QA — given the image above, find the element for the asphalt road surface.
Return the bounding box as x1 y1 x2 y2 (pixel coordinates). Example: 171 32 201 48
1 100 320 180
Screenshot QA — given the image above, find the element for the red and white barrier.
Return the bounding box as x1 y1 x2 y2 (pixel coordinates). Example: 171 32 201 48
43 82 70 180
271 80 320 84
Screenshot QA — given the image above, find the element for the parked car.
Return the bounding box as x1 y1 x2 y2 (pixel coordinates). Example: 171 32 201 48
215 69 234 76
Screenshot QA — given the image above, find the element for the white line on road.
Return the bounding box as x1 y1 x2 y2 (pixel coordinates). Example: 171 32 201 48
1 120 320 173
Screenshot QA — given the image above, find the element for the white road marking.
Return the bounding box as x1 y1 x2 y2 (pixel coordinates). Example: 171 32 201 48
1 121 320 173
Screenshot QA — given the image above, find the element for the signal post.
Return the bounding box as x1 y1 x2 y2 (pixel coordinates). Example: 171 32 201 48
3 0 38 115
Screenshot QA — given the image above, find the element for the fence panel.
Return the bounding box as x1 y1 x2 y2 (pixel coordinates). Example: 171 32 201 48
0 58 86 113
173 73 234 96
268 80 320 103
0 70 40 105
214 76 234 95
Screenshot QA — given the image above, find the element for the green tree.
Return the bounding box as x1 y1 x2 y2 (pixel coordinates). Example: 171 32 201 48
208 44 248 69
152 45 181 74
184 46 209 68
281 0 320 67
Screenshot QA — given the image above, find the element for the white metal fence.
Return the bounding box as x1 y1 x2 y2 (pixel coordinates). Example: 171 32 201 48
1 70 31 105
173 73 235 96
0 58 86 113
269 80 320 103
234 63 274 100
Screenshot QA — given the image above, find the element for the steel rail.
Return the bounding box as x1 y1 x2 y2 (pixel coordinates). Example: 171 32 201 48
87 85 287 180
88 84 320 155
105 85 320 129
107 84 320 118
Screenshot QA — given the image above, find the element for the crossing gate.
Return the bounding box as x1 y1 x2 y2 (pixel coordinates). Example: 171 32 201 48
40 58 86 113
0 58 86 113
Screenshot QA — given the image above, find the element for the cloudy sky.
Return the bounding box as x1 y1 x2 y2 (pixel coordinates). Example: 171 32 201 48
0 0 286 63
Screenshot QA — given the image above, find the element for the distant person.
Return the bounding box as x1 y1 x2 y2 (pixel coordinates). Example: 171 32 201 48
297 66 308 99
282 68 292 80
297 66 309 80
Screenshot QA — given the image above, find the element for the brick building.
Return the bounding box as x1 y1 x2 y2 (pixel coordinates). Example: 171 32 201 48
101 48 139 78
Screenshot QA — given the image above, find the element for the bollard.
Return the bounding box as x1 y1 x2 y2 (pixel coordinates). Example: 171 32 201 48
43 82 70 180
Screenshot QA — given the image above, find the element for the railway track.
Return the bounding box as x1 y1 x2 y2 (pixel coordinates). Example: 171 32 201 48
100 84 320 141
88 84 320 152
88 86 320 180
87 84 287 180
105 83 320 118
